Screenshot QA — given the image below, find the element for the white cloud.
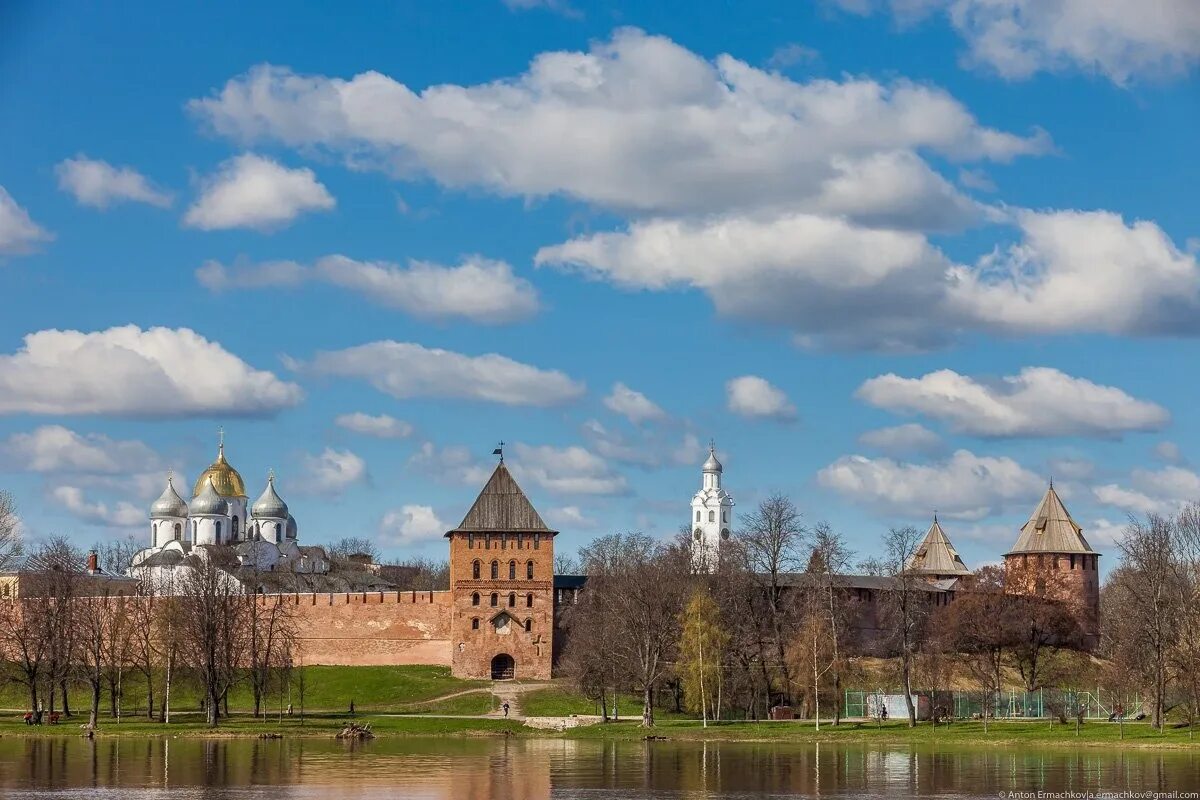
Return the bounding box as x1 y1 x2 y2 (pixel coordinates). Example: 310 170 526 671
817 448 1044 519
294 340 584 407
581 419 702 469
183 153 334 231
857 367 1169 438
1086 518 1129 548
537 210 957 350
0 325 302 417
841 0 1200 84
1 425 159 473
948 210 1200 337
189 29 1045 219
297 448 366 495
545 505 596 529
726 376 796 421
55 155 172 209
1094 465 1200 516
1155 441 1184 464
767 42 820 69
857 423 943 455
335 412 413 439
0 186 52 255
380 504 446 545
51 486 144 529
408 442 492 486
603 382 666 424
198 254 539 324
510 443 627 496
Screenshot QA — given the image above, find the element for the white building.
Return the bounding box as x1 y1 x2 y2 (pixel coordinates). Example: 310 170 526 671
690 443 734 573
131 438 329 590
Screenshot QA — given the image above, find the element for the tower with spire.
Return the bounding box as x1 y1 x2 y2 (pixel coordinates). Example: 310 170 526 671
1005 482 1101 648
906 514 972 582
690 442 734 573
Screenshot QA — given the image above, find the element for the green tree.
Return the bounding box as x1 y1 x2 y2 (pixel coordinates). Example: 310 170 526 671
677 587 728 726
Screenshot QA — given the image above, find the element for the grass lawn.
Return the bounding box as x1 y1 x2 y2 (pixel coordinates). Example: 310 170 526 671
517 683 695 721
0 665 489 716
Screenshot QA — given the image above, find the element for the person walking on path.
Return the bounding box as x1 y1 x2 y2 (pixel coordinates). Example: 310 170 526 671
503 702 510 718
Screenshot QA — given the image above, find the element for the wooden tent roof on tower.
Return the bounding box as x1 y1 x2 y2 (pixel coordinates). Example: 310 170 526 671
906 516 971 576
1006 483 1094 555
445 462 557 535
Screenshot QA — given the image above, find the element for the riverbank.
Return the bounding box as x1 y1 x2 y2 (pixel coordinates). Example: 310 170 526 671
3 713 1198 749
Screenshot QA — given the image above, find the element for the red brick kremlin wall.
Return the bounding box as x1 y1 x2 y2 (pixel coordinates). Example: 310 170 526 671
271 590 454 667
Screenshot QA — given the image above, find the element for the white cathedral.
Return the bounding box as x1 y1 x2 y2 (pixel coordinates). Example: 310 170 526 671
690 443 734 573
130 437 330 584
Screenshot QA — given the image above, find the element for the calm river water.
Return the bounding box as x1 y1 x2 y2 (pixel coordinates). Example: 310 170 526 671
0 736 1195 798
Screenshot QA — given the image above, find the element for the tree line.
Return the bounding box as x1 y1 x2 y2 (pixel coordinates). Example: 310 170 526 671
560 493 1200 730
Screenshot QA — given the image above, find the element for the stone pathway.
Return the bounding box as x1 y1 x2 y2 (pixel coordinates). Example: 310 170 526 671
488 681 552 720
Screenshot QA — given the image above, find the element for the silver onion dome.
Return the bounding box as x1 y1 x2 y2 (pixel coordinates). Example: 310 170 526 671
251 474 289 519
150 475 189 519
702 445 723 473
189 476 229 516
286 514 298 539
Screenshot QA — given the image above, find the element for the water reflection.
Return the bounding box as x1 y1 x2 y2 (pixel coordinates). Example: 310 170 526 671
0 735 1194 798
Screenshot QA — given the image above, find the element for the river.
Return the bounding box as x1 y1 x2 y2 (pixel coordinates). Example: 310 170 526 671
0 736 1195 798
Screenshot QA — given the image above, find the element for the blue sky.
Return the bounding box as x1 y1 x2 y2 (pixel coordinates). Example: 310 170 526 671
2 0 1199 572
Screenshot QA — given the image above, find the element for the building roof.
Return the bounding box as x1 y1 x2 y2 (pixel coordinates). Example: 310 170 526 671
1007 484 1095 555
445 462 556 535
193 442 246 498
777 573 950 594
906 517 972 576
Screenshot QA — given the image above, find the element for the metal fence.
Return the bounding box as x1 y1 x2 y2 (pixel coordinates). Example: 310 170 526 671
845 689 1143 721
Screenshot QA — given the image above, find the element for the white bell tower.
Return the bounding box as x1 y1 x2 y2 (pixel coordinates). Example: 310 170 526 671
690 442 734 573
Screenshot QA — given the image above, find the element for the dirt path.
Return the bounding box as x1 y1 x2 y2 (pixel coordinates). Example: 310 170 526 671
488 681 552 720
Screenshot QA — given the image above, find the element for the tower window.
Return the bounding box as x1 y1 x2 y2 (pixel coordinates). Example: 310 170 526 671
533 534 540 550
232 516 239 538
508 592 516 607
501 534 507 550
471 618 479 630
526 560 534 580
708 511 715 522
1070 554 1076 570
472 560 481 580
695 510 701 522
472 592 480 606
485 535 491 550
722 511 728 523
174 523 181 540
526 593 533 608
490 560 499 579
508 560 516 580
490 593 498 607
215 521 222 541
468 533 474 549
524 619 532 632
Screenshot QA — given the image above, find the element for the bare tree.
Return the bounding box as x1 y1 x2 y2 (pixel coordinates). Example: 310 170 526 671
326 537 381 563
173 547 250 727
808 522 854 725
247 593 298 718
0 491 24 570
737 494 807 705
877 525 928 728
943 565 1010 733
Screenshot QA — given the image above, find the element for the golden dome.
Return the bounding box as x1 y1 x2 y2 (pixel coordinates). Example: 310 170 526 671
192 444 246 498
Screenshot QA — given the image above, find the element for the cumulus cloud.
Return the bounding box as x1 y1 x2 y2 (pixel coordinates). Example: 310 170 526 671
408 442 493 486
297 448 366 495
1155 441 1184 464
1 425 159 473
817 449 1044 519
603 382 666 424
0 325 302 417
545 505 596 529
55 155 172 209
335 412 413 439
1094 465 1200 516
857 367 1169 438
947 210 1200 337
581 419 702 469
189 29 1044 219
198 254 539 324
380 504 446 545
836 0 1200 84
293 341 584 407
726 376 797 421
51 486 144 529
857 423 943 455
510 443 628 496
0 186 52 255
183 153 334 231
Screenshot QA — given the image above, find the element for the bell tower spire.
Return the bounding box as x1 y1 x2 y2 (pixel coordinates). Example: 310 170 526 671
690 441 734 573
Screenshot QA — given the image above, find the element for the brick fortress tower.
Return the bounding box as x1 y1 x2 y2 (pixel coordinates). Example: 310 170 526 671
1004 483 1101 649
446 457 557 680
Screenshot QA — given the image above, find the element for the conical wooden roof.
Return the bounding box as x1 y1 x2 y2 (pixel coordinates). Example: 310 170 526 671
445 462 556 535
1007 484 1094 555
907 517 971 576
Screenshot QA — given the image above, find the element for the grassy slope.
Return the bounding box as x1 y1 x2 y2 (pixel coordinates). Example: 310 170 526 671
0 665 488 715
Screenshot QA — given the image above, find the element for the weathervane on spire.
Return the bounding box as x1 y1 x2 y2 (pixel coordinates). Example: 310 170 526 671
492 441 505 463
709 438 716 454
218 425 225 454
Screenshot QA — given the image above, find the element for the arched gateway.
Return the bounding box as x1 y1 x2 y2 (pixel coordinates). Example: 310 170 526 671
491 653 515 680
